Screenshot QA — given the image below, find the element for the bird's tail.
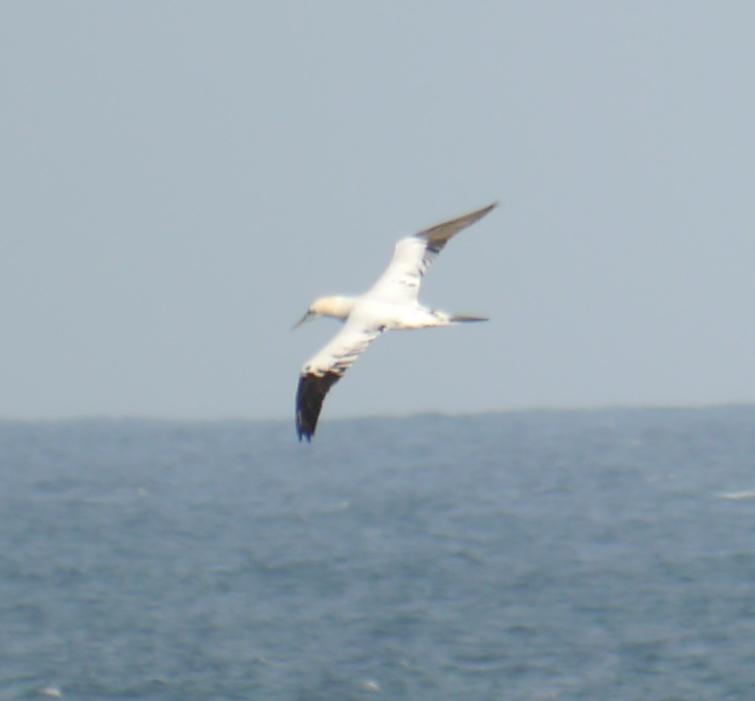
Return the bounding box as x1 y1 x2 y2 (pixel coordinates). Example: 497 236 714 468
450 314 489 323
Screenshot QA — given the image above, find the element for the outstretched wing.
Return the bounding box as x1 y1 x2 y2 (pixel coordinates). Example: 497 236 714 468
296 317 384 441
367 202 497 304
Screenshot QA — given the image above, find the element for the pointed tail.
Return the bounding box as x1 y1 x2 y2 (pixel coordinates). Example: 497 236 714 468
450 314 489 323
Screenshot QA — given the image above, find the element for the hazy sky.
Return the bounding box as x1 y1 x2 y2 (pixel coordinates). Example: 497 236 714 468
2 2 754 420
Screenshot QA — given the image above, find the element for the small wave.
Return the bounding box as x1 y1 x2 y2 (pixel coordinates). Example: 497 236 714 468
360 679 381 693
717 490 755 501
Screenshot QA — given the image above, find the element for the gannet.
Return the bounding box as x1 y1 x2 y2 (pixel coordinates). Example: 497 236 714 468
294 202 498 441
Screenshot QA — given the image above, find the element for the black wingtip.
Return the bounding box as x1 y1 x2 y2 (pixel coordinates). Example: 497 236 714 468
468 201 499 222
296 423 313 443
295 371 341 443
418 201 499 250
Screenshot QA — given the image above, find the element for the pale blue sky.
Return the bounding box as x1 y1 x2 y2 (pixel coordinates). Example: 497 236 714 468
2 2 754 420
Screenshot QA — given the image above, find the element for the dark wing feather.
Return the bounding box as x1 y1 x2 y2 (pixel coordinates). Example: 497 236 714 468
296 371 341 442
367 202 498 303
296 319 384 441
417 201 498 259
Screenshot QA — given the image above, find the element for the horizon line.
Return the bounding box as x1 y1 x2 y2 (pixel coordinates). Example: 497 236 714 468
2 400 754 424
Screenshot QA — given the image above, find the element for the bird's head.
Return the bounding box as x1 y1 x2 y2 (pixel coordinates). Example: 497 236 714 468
293 295 355 329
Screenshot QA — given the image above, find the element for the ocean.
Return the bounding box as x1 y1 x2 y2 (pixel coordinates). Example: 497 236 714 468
1 407 754 700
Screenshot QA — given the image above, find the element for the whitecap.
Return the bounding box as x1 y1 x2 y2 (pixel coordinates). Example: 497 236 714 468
360 678 381 693
717 490 755 501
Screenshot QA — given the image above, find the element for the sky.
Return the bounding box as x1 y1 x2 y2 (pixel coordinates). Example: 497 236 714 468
1 1 754 421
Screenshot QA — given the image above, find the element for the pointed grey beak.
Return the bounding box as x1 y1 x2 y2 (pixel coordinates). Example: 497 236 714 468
292 310 314 330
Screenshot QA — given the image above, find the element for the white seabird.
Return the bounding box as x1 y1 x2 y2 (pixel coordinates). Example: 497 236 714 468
294 202 498 441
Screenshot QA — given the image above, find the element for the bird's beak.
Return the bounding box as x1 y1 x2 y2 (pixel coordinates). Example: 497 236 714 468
292 310 314 330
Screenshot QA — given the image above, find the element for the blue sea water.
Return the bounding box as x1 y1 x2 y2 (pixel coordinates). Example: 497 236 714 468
1 407 755 700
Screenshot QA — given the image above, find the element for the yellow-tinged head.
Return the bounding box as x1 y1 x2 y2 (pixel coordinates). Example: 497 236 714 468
293 295 356 328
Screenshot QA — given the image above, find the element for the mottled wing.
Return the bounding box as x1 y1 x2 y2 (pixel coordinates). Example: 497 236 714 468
296 318 384 441
367 202 497 303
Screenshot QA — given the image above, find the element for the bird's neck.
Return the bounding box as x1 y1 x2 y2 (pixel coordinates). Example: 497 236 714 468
318 295 356 320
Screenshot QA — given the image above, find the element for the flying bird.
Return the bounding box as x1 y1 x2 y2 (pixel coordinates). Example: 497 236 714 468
294 202 498 441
